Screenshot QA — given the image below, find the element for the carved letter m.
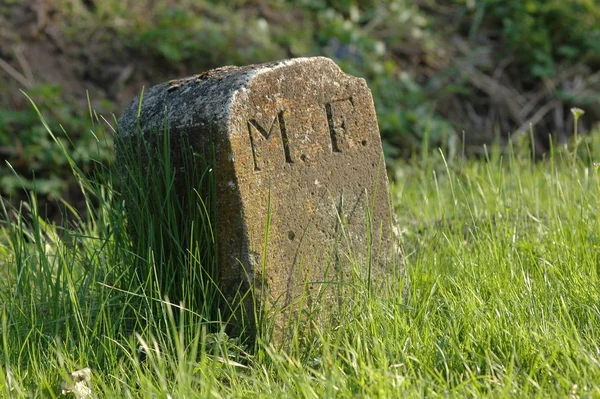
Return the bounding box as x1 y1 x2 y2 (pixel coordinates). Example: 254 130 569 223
248 111 292 171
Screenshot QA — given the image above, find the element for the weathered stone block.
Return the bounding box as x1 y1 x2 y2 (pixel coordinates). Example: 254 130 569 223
118 57 399 340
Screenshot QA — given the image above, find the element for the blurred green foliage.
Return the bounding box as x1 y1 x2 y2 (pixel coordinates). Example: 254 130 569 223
471 0 600 79
128 6 287 68
0 84 112 198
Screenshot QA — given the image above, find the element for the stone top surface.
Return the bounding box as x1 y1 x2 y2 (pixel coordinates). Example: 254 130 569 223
118 57 343 138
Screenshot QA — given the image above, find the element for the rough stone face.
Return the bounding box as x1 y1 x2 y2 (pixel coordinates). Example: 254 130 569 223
118 57 399 340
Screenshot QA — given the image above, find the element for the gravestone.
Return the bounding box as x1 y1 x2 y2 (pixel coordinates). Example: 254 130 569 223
117 57 399 341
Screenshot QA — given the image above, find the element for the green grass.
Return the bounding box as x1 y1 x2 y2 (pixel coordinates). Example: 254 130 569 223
2 104 600 398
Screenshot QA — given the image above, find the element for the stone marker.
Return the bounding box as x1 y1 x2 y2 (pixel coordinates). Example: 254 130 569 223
118 57 399 341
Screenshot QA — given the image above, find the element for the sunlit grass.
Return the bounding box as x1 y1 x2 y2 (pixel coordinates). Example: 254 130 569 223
2 103 600 397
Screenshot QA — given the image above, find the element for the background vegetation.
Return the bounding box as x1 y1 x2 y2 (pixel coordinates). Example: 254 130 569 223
1 0 599 216
2 1 600 397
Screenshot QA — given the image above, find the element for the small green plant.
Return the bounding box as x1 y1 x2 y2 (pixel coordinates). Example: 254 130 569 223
571 107 585 142
569 107 586 163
